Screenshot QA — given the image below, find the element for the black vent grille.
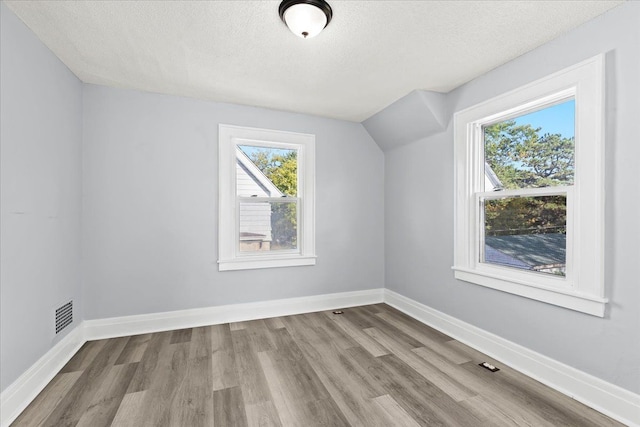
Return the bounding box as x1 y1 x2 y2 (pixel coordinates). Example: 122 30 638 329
55 301 73 334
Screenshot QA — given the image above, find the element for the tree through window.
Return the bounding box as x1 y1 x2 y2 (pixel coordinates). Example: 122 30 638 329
481 100 574 276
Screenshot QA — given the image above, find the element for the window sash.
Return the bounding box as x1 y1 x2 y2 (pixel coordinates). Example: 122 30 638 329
475 186 571 199
236 197 301 257
474 188 573 287
238 197 298 202
235 138 304 198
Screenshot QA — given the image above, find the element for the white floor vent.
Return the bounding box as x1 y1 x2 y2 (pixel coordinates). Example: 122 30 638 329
55 301 73 334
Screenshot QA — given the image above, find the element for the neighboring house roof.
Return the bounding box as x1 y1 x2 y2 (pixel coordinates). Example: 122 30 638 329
485 234 566 268
236 147 283 197
240 231 267 240
484 244 531 270
484 162 504 191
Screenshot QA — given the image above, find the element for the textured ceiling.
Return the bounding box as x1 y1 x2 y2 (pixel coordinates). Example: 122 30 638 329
4 0 623 122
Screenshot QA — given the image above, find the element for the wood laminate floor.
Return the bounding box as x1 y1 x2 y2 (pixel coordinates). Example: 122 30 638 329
12 304 621 426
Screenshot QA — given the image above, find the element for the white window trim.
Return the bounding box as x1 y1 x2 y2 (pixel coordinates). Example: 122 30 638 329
453 55 607 317
218 124 316 271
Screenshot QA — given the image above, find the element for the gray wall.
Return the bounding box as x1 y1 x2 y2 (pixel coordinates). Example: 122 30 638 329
0 2 83 391
82 84 385 319
385 2 639 393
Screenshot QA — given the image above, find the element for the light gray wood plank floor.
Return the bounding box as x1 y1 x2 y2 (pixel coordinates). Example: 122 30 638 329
11 304 622 426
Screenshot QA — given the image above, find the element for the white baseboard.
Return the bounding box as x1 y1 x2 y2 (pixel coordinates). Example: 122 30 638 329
4 288 637 427
83 288 384 340
383 288 640 427
0 288 383 427
0 325 85 427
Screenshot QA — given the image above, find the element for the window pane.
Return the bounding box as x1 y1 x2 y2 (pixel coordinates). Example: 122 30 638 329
239 201 297 252
482 195 566 276
483 100 575 190
237 145 297 197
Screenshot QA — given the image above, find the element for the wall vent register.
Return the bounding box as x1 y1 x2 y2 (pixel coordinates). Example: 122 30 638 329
55 301 73 334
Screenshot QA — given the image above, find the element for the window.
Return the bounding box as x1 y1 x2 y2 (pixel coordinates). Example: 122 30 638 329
481 100 574 276
453 55 606 316
218 125 315 271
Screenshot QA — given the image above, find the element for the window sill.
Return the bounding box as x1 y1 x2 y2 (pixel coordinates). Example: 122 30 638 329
219 255 317 271
452 266 607 317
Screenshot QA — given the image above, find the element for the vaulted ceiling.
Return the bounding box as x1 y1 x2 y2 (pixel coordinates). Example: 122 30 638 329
4 1 623 122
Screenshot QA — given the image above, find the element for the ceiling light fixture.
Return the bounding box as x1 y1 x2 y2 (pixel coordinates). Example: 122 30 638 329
279 0 333 39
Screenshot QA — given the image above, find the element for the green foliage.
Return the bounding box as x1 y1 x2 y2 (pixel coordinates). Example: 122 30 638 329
484 196 567 236
249 150 297 196
483 120 573 236
484 120 574 189
247 148 298 248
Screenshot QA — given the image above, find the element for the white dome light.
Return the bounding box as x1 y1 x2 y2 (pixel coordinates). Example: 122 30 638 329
279 0 333 39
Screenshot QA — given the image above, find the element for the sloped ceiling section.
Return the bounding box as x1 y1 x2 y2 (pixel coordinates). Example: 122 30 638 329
363 91 447 152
